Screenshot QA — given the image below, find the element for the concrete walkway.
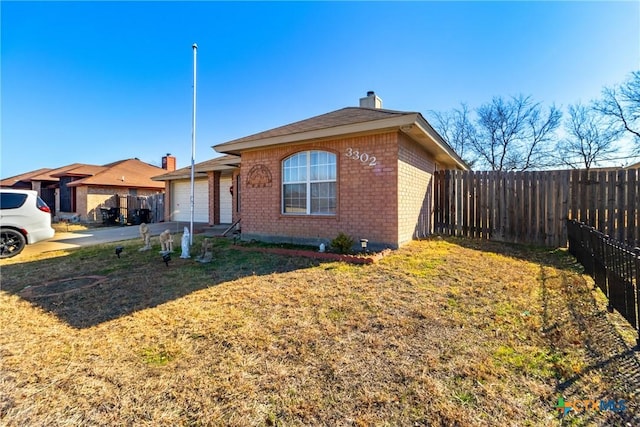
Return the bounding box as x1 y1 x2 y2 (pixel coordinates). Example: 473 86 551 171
20 222 212 257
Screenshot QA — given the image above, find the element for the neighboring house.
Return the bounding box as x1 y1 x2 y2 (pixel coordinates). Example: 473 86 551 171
0 168 53 190
626 161 640 169
152 155 240 225
1 156 175 222
1 163 93 214
209 92 469 249
56 159 170 222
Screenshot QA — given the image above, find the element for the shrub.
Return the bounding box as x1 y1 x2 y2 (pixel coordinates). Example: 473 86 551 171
331 232 354 254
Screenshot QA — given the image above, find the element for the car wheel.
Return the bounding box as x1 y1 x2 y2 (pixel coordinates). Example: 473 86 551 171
0 228 26 258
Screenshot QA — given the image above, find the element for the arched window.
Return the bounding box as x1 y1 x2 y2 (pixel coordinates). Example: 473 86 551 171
282 150 336 215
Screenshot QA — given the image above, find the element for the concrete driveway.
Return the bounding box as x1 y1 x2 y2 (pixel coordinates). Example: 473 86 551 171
20 222 211 257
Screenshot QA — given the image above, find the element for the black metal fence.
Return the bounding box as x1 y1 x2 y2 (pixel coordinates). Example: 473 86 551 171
99 194 164 225
567 219 640 346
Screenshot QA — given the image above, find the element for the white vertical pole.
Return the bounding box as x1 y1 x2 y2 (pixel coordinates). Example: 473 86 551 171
190 43 197 245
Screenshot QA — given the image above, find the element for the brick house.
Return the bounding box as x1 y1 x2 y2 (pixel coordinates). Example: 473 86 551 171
58 159 170 222
2 158 174 222
211 92 469 249
152 155 240 225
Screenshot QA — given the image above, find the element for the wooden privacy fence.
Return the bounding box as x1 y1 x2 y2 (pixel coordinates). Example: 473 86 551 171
567 219 640 346
434 168 640 247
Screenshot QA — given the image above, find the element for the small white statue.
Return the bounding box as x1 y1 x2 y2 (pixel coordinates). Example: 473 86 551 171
180 227 190 258
159 229 174 252
138 223 151 251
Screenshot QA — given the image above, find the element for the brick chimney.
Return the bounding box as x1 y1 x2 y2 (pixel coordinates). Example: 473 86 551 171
162 154 176 171
359 91 383 109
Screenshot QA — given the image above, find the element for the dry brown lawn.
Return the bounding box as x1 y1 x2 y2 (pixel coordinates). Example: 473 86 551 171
1 236 639 426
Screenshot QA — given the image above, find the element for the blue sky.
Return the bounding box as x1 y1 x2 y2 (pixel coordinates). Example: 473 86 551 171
1 1 639 178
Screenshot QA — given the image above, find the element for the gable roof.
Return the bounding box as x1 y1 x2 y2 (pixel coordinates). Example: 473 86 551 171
213 107 468 170
152 155 240 181
65 159 166 189
29 163 95 182
0 168 53 187
51 164 106 178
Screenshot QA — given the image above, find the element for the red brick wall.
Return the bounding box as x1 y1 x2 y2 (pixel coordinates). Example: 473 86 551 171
397 134 436 245
232 170 240 224
81 186 161 222
75 186 88 220
239 132 400 248
163 181 171 223
210 171 220 225
162 155 176 172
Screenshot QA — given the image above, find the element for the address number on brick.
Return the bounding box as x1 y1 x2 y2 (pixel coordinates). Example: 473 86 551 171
345 148 377 166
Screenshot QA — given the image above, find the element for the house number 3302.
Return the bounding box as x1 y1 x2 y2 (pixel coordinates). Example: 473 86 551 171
345 148 377 166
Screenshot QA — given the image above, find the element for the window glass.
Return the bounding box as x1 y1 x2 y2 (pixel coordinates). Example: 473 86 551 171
283 152 307 183
311 182 336 214
282 150 336 215
283 183 307 213
0 193 28 209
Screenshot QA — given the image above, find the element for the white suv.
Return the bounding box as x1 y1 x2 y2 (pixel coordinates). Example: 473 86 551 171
0 189 55 258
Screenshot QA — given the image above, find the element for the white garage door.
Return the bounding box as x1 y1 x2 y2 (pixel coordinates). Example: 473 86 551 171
220 175 232 223
172 180 209 222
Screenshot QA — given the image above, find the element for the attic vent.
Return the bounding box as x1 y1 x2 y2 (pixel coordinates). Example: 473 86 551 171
359 91 383 109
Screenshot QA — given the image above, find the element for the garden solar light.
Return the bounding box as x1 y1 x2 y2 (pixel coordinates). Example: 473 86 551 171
360 239 368 253
162 251 171 266
115 246 124 258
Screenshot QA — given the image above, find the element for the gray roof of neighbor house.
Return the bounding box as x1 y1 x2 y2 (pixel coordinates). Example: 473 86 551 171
213 107 469 170
152 155 240 181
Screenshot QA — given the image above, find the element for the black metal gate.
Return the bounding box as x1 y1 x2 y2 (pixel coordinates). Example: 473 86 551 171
40 188 56 215
567 219 640 347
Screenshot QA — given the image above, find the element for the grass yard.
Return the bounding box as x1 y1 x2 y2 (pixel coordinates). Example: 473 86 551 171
1 236 639 426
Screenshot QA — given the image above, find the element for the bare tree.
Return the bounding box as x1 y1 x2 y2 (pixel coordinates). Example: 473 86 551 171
429 104 477 167
595 71 640 150
556 103 622 171
472 95 562 171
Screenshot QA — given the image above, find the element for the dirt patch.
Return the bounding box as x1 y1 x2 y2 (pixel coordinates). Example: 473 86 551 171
18 276 108 298
231 244 391 264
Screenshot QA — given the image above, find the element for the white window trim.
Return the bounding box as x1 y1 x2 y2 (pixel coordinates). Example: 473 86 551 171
282 151 336 215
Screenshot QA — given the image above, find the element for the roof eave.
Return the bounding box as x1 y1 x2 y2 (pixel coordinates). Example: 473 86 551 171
66 181 165 188
152 171 209 182
152 164 239 181
213 114 420 155
402 115 470 170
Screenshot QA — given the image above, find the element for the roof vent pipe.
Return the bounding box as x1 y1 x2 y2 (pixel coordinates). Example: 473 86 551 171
359 91 383 109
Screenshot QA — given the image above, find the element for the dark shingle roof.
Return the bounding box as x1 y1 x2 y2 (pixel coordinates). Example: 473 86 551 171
152 155 240 181
220 107 415 146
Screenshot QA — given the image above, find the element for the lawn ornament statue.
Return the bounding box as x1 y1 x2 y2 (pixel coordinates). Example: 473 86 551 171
138 223 151 251
180 227 190 259
196 238 213 263
162 251 171 267
159 229 174 252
